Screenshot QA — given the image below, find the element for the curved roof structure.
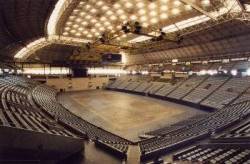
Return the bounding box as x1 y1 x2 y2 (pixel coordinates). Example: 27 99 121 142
0 0 250 65
0 0 57 59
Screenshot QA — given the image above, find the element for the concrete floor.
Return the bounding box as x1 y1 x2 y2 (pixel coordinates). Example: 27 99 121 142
58 90 205 142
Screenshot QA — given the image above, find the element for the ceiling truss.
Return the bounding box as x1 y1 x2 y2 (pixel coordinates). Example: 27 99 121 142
179 0 217 20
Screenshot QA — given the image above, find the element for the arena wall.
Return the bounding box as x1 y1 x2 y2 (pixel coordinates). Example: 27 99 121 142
46 77 109 91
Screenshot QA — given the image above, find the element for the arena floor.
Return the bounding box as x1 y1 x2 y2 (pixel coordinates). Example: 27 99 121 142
58 90 206 142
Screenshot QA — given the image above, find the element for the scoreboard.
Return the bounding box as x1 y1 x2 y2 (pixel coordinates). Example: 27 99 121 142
102 53 122 63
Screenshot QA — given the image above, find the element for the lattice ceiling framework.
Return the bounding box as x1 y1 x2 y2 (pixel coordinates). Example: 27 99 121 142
14 0 246 62
60 0 219 42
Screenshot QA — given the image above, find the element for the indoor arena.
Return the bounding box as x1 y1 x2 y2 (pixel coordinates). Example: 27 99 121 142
0 0 250 164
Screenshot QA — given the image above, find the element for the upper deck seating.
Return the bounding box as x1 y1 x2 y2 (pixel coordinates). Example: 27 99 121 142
153 81 182 97
107 80 123 89
115 80 131 90
133 81 152 93
201 76 250 109
232 88 250 105
167 75 208 100
144 82 166 95
124 81 141 91
107 76 131 89
173 144 250 164
183 75 229 103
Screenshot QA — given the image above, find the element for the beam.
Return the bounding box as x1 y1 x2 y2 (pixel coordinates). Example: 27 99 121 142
236 0 246 10
179 0 217 20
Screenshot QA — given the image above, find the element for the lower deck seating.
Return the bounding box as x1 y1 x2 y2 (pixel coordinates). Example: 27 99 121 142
213 120 250 143
146 114 208 136
95 140 129 159
139 101 250 159
230 121 250 136
174 117 250 163
0 78 75 137
32 85 131 153
0 76 83 160
173 144 250 164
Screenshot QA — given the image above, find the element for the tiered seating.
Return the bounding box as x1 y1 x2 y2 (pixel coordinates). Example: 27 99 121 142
0 76 83 160
107 80 123 89
153 81 181 97
116 80 131 90
105 74 250 160
139 101 250 159
174 115 250 164
133 81 152 93
232 88 250 105
146 114 207 136
95 140 129 159
183 75 229 103
213 120 250 142
124 81 141 91
167 75 208 100
105 73 250 160
198 117 250 163
201 76 250 109
107 76 131 89
0 78 75 137
32 85 130 154
173 144 250 163
173 102 250 164
144 82 165 95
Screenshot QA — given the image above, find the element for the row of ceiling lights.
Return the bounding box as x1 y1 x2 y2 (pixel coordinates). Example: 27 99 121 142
62 0 211 40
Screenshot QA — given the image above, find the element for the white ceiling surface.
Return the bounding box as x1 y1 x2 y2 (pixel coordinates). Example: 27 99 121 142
14 0 245 63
